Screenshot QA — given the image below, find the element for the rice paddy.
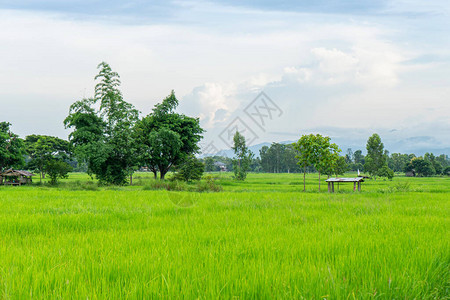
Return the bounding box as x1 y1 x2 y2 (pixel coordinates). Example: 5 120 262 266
0 173 448 298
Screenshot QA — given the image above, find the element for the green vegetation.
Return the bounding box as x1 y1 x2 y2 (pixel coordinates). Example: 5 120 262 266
0 173 448 298
231 131 253 181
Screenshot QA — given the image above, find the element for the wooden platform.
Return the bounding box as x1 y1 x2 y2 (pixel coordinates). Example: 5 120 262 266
325 177 364 192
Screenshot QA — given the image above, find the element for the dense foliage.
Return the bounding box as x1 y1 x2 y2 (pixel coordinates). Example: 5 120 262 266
293 134 342 191
232 131 253 180
259 143 299 173
65 62 139 185
24 135 71 182
135 91 204 180
0 122 25 172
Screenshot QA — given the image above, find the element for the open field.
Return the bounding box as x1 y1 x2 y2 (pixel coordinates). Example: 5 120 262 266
0 173 449 298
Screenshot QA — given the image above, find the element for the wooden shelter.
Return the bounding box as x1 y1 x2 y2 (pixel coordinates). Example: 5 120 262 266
0 169 35 186
326 177 364 193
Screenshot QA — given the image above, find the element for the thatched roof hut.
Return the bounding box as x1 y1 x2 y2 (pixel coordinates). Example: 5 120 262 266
0 169 35 185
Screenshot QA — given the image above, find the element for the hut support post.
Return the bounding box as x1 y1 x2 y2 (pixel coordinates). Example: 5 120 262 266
328 182 331 193
331 182 335 193
353 182 356 191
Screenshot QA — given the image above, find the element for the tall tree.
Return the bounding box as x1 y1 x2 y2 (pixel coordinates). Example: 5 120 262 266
135 90 204 180
65 62 139 185
345 148 353 164
0 122 25 172
364 133 386 179
284 144 299 173
231 131 253 180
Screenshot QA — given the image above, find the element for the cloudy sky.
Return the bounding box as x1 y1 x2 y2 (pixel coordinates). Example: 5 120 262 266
1 0 449 155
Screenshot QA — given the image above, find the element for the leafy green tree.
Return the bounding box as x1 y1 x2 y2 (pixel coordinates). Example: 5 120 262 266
146 128 182 180
173 155 204 182
260 143 299 173
424 152 443 175
333 156 348 177
377 165 394 180
283 144 299 173
231 131 253 180
436 154 449 169
204 157 216 172
46 160 73 185
259 145 270 172
364 134 387 179
65 62 139 185
443 166 450 176
250 156 262 172
405 157 435 177
388 153 411 173
0 122 25 172
293 134 316 192
25 135 71 183
345 148 353 164
135 91 204 180
294 134 341 191
314 135 341 191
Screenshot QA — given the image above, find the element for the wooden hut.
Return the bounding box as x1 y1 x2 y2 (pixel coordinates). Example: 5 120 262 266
325 177 365 192
0 169 35 186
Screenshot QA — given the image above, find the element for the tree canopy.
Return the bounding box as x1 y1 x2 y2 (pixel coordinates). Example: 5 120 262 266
135 90 204 180
0 122 25 172
64 62 139 185
294 133 341 191
364 133 388 179
231 131 253 180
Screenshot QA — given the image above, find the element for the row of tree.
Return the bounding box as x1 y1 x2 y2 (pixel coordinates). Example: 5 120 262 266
63 62 204 184
1 62 204 185
0 124 73 184
2 62 449 185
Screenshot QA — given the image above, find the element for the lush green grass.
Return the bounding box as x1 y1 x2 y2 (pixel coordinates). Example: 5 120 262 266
0 173 448 298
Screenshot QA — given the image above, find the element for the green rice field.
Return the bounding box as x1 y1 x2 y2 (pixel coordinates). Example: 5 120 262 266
0 173 448 298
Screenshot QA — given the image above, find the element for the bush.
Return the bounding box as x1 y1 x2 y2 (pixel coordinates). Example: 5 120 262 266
46 160 73 185
377 165 394 180
173 156 204 182
196 175 222 192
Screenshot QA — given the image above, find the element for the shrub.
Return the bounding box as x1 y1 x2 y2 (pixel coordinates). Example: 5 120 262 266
377 165 394 180
173 155 204 182
46 160 73 185
196 175 222 192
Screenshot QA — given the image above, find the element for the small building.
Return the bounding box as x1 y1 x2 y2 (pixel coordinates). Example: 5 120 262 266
0 169 35 186
405 171 415 177
325 177 365 192
214 161 227 172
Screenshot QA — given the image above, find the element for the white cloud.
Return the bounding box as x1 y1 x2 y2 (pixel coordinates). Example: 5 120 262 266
0 3 449 154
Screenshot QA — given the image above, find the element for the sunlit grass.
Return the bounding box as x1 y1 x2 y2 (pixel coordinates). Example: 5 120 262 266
0 173 448 298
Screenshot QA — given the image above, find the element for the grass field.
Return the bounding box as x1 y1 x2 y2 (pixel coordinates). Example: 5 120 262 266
0 173 449 298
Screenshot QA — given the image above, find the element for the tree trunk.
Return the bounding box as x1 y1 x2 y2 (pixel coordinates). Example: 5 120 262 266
152 170 157 180
130 174 133 185
303 167 306 192
318 171 321 192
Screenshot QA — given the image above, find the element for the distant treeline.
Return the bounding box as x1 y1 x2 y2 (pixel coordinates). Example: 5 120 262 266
2 63 449 184
200 143 450 177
